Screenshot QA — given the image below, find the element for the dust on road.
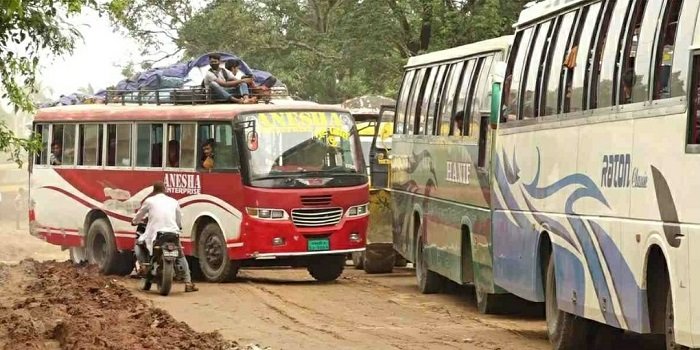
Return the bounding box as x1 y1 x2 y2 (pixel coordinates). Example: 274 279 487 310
124 267 551 350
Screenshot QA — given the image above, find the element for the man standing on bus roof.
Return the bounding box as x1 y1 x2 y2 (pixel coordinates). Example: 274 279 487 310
203 53 256 104
132 181 198 292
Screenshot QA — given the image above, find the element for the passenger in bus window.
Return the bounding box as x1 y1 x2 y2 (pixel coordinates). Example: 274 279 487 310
167 140 180 168
50 142 62 165
201 139 215 171
203 54 256 104
451 111 465 136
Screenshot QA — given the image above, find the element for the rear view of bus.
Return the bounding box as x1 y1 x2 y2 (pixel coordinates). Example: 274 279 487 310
234 110 369 281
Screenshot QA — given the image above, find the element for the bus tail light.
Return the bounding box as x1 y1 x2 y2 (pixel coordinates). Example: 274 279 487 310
346 204 369 217
246 207 288 220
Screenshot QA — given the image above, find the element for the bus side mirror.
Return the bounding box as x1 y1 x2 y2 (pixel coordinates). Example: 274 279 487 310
247 131 259 151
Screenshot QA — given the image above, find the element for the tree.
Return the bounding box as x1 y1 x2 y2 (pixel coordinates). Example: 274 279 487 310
108 0 527 103
0 0 100 165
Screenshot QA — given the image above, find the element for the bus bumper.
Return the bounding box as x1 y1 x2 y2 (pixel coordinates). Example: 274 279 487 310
230 215 369 260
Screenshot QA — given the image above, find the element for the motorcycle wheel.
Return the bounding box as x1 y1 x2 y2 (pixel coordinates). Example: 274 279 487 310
158 262 174 296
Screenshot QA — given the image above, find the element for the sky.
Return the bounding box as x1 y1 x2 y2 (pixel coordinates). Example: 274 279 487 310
38 8 179 99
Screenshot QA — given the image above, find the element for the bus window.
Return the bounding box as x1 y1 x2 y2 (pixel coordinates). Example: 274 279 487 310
34 124 48 165
522 20 552 119
405 68 426 136
107 124 131 167
78 124 103 166
454 60 476 135
136 123 164 168
439 62 465 135
394 70 415 134
620 0 661 105
477 55 496 114
570 4 601 112
198 123 238 170
654 0 684 99
463 58 485 136
687 54 700 145
502 27 534 122
426 65 447 135
411 67 432 135
594 0 629 109
166 124 196 168
417 67 437 135
51 124 76 166
544 10 577 116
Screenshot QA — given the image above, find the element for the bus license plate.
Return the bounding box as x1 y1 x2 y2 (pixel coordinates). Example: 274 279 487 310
307 238 330 251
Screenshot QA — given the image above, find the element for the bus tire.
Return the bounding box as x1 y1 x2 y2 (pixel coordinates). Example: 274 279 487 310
69 246 88 265
308 254 345 282
394 253 408 267
545 254 589 350
363 248 394 274
115 251 136 276
86 219 122 275
415 237 443 294
197 223 239 282
351 251 364 269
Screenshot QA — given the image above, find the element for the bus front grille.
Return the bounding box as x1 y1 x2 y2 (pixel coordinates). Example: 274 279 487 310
300 195 332 206
291 208 343 227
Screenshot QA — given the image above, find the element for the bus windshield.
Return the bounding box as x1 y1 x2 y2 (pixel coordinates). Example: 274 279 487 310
244 111 365 182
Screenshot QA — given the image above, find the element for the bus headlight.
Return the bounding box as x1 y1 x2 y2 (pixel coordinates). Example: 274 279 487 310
246 207 288 220
346 204 369 217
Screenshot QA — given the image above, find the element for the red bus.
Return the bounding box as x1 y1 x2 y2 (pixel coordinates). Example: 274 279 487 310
29 101 369 282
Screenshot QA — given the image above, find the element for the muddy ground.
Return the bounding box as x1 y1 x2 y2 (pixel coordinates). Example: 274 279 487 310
0 260 246 350
0 219 664 349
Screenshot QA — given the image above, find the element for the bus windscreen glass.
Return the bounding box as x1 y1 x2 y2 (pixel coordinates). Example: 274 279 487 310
244 111 364 182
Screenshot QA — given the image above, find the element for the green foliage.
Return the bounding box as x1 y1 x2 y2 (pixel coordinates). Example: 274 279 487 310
111 0 526 103
0 0 98 165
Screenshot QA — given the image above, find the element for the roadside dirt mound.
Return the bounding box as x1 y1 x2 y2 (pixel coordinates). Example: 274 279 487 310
0 260 240 350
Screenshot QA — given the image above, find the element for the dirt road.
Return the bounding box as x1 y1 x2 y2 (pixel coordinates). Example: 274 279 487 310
0 222 661 350
124 267 550 350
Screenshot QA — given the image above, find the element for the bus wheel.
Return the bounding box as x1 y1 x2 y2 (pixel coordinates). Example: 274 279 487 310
86 219 121 275
394 252 408 267
197 223 239 282
415 237 443 294
363 247 394 274
545 254 589 349
308 254 345 282
351 251 364 269
69 246 88 264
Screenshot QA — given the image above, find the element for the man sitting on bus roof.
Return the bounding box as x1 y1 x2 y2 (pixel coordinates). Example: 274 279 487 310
203 53 256 104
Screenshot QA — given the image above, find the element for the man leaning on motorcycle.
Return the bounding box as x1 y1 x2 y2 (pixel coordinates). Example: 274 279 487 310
132 181 199 292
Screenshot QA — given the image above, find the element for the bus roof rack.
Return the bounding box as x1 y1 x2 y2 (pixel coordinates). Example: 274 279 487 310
103 86 291 106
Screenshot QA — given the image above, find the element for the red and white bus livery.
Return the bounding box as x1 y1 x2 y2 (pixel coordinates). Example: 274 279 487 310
29 103 369 282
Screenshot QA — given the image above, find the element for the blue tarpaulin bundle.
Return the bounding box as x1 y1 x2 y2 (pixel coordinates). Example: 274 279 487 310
39 52 280 108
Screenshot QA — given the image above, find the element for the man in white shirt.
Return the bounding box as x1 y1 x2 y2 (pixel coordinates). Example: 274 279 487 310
132 182 198 292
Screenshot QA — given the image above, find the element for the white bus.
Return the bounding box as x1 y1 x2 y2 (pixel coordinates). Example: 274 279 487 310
491 0 700 348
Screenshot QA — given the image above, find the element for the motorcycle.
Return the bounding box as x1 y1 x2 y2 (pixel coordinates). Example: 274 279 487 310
135 223 184 296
